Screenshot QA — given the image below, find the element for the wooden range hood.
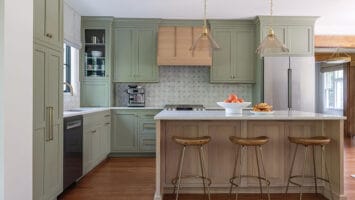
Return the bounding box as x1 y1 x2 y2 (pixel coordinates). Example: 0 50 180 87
157 26 212 66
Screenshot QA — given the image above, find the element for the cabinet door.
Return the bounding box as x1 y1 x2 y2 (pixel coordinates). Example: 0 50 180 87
91 127 101 166
43 48 63 199
111 113 138 152
135 29 158 82
211 29 234 82
83 129 92 174
288 26 313 55
34 0 62 48
103 122 111 156
138 118 156 152
45 0 62 47
235 30 255 83
81 81 110 107
34 0 46 43
43 122 62 199
113 28 134 82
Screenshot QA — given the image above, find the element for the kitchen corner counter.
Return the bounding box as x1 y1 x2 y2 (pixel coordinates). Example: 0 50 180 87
154 110 346 120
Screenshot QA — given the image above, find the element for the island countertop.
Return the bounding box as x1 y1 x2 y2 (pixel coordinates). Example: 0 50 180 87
154 110 346 120
154 110 346 200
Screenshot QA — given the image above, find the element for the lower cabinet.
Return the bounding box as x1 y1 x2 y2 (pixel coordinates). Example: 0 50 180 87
83 110 111 174
111 109 161 154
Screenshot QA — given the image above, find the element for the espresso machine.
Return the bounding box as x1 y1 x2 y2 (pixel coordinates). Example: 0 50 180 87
126 85 145 107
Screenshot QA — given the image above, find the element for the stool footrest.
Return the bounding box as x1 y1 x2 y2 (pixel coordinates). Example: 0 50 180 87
230 175 271 187
172 175 212 186
288 175 330 187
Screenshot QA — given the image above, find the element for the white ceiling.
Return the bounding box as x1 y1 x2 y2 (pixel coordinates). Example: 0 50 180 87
65 0 355 35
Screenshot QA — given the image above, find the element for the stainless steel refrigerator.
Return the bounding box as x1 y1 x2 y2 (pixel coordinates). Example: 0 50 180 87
263 57 315 112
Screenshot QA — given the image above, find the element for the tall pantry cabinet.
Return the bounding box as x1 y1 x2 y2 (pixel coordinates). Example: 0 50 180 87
33 0 63 200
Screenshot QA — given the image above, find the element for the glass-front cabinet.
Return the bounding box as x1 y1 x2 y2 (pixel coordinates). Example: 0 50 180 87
84 29 107 78
81 17 112 107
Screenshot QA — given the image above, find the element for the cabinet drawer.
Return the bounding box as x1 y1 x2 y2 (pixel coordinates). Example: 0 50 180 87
138 119 156 137
84 110 111 130
139 136 156 152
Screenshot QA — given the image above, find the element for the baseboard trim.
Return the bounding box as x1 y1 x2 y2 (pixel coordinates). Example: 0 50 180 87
109 152 156 157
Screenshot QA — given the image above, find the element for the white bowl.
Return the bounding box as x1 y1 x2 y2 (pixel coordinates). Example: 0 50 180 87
91 51 102 57
216 102 252 114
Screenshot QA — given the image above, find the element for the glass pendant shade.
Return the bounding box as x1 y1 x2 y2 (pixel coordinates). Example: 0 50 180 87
190 0 220 51
190 26 220 51
256 28 289 54
323 48 351 64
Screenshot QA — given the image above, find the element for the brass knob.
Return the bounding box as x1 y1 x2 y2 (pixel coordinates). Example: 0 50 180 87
46 33 53 38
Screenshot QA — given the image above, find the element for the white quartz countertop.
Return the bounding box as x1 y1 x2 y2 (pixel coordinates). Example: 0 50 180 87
63 107 163 118
154 110 346 120
63 107 111 118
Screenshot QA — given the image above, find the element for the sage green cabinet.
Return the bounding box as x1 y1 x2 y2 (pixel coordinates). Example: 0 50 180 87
80 17 113 107
111 109 161 154
83 110 111 174
33 44 63 200
81 81 110 107
210 21 255 83
112 20 159 82
257 16 317 56
111 112 138 152
34 0 63 49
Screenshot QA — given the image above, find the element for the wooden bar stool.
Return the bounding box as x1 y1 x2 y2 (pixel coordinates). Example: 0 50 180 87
171 136 212 200
285 136 334 200
229 136 271 200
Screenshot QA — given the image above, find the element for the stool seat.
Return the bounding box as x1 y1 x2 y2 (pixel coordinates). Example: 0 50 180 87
288 136 330 146
229 136 269 146
172 136 211 146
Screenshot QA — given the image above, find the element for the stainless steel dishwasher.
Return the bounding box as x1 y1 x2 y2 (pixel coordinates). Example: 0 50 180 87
63 115 83 190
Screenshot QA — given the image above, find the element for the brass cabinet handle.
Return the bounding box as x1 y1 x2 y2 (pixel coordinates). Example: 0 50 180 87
105 122 111 125
91 130 97 133
46 106 54 141
46 33 53 38
104 114 111 117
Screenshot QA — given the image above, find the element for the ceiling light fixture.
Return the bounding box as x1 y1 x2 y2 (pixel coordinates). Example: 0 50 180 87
190 0 220 51
256 0 289 55
323 48 351 64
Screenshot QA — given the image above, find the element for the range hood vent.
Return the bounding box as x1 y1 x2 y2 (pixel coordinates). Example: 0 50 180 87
157 26 212 66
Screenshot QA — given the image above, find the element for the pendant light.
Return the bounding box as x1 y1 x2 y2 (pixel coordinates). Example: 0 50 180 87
323 48 351 64
256 0 289 55
190 0 220 51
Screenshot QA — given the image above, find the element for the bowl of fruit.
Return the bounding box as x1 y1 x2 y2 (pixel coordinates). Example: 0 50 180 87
217 94 251 114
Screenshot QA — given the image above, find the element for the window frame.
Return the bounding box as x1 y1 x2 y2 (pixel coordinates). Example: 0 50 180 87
63 44 71 93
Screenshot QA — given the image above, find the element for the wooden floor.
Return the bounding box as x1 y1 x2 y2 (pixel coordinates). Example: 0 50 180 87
59 136 355 200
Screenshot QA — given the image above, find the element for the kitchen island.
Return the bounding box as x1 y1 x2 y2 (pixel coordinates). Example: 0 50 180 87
154 110 346 200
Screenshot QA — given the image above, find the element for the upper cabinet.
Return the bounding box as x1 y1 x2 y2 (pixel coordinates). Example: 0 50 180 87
210 21 256 83
34 0 63 49
81 17 113 81
256 16 318 56
80 17 113 107
157 26 212 66
112 19 159 82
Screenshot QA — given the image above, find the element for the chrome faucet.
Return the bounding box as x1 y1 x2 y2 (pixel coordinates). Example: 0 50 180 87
63 82 74 96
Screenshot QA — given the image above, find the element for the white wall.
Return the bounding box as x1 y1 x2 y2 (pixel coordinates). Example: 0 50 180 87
1 0 33 199
0 0 4 198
